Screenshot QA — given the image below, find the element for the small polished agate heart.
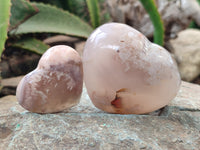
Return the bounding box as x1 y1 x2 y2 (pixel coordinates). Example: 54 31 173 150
83 23 181 114
16 45 83 113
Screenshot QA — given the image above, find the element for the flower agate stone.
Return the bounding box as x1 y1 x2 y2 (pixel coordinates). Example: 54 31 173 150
83 23 181 114
16 45 83 113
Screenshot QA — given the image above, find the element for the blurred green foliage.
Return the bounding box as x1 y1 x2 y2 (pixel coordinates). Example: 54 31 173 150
1 0 103 57
139 0 164 46
10 2 93 38
86 0 100 28
0 0 171 59
0 0 11 59
189 0 200 29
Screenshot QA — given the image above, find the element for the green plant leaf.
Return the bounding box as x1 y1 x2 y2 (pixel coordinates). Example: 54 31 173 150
86 0 100 28
189 21 200 29
10 2 93 38
62 0 90 23
12 37 49 55
36 0 63 9
9 0 38 31
188 0 200 29
0 0 11 59
140 0 164 46
197 0 200 5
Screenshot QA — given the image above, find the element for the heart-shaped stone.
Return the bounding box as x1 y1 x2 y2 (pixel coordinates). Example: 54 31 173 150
16 45 83 113
83 23 181 114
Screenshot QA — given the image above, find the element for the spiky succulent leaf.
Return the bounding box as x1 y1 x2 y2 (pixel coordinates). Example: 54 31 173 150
10 2 93 38
140 0 164 46
9 0 38 30
86 0 100 28
12 37 49 55
0 0 11 58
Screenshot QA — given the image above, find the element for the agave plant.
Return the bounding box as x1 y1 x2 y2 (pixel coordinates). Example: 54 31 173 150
0 0 102 57
0 0 165 59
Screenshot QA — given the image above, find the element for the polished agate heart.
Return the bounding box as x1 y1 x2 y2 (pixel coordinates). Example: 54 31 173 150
83 23 181 114
16 45 83 113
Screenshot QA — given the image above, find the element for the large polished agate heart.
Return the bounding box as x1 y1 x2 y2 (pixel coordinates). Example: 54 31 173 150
83 23 181 114
16 45 83 113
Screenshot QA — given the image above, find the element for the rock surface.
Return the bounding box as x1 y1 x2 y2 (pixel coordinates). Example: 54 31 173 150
75 41 86 56
0 81 200 150
170 29 200 81
0 49 40 78
0 76 24 97
2 76 24 87
107 0 200 39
